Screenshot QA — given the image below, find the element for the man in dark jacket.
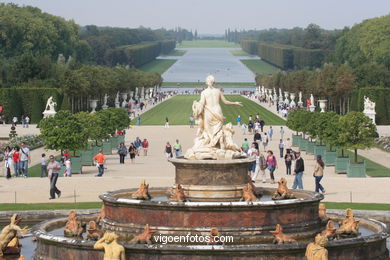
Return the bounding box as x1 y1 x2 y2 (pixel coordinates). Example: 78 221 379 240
253 131 262 148
292 152 304 189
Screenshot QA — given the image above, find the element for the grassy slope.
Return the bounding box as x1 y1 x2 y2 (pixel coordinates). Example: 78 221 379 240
137 59 177 74
240 59 280 75
177 40 240 48
132 95 286 126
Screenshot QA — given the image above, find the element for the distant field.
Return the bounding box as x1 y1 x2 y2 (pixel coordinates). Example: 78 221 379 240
138 59 177 74
162 82 255 87
160 50 187 56
240 59 280 74
230 50 253 56
177 40 240 48
132 95 286 126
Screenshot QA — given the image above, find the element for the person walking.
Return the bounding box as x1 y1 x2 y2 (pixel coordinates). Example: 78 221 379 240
257 151 267 183
278 139 285 158
117 142 127 164
20 142 31 178
165 142 173 159
93 149 106 177
189 115 195 128
262 133 269 151
47 155 61 200
236 115 241 126
128 143 137 164
284 149 294 175
241 138 250 154
64 157 71 177
248 144 258 182
165 117 170 128
173 139 182 157
40 153 48 178
292 152 304 190
25 116 30 128
254 130 262 150
260 119 265 132
12 147 21 177
313 155 326 193
136 115 141 126
267 126 274 141
280 126 285 140
134 137 142 156
4 146 12 179
142 139 149 156
266 150 277 184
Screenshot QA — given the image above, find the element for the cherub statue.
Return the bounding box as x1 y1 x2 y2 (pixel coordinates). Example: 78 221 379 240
269 224 296 244
96 205 105 225
169 184 186 202
93 232 125 260
305 233 328 260
0 214 29 257
336 208 359 238
86 221 104 241
272 178 295 200
318 204 329 221
131 180 151 200
321 220 336 240
64 210 84 237
240 183 258 202
129 224 156 245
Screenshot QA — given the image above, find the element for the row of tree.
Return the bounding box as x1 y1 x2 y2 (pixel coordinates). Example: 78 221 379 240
286 110 377 163
39 108 130 154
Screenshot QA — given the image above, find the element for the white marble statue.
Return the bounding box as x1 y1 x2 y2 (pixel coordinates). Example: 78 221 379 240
102 94 109 110
43 96 57 118
115 92 120 108
363 96 376 112
184 75 243 160
298 91 303 107
310 94 314 106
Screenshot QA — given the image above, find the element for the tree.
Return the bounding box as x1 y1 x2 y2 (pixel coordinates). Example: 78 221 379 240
39 110 89 155
286 109 310 136
96 108 130 135
338 112 378 163
74 112 110 146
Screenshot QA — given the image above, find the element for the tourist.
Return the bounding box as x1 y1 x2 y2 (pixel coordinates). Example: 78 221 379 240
137 115 141 126
165 142 173 159
117 142 127 164
128 143 137 163
284 149 294 175
247 143 258 181
173 139 182 157
189 115 194 128
24 116 30 128
262 133 269 151
142 138 149 156
12 116 17 126
40 153 48 178
236 115 241 126
278 139 285 158
12 147 21 177
280 126 285 140
313 155 326 193
256 113 260 120
241 123 247 135
134 137 142 156
292 152 304 190
266 150 277 184
257 151 267 183
267 126 274 141
241 138 249 154
165 117 170 128
21 116 26 128
4 146 12 179
20 142 30 178
248 120 253 134
64 157 71 177
253 130 262 150
93 149 106 177
249 114 252 122
260 119 265 132
47 155 61 200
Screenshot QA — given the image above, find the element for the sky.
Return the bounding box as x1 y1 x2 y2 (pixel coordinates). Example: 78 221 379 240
3 0 390 34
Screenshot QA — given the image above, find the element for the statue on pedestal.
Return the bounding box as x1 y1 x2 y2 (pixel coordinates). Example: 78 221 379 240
309 94 316 112
184 75 243 160
115 92 120 108
363 96 376 124
42 96 57 118
64 210 84 237
102 94 109 110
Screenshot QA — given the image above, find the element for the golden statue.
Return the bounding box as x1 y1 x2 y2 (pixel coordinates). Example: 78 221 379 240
207 228 222 245
318 204 328 220
130 224 156 244
87 221 104 241
305 233 328 260
269 224 296 244
169 184 187 202
64 210 84 237
96 205 105 224
321 220 336 240
272 178 295 200
336 208 359 238
94 232 125 260
131 180 151 200
241 183 258 202
0 214 29 257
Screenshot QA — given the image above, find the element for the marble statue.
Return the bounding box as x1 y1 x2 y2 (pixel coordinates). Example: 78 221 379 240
102 94 109 110
64 210 84 237
336 208 359 238
310 94 315 106
0 214 29 257
272 178 295 200
87 221 103 241
45 96 56 111
129 224 156 244
363 96 375 112
269 224 296 244
115 92 120 108
131 180 151 200
184 75 243 160
321 220 336 240
169 184 186 202
305 233 329 260
94 232 125 260
240 183 258 202
298 91 303 107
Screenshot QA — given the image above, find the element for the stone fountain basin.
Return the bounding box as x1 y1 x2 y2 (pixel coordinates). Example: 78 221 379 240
32 213 389 260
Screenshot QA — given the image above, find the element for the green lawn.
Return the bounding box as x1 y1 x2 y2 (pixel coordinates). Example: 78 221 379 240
138 59 177 74
230 50 253 56
160 50 187 56
240 59 280 75
322 202 390 211
132 95 286 126
177 40 240 48
162 82 255 87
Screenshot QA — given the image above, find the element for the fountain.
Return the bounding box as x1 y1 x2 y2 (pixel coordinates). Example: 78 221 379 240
32 76 389 259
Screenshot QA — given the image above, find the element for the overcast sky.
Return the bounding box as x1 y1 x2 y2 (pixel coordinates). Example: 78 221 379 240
3 0 390 34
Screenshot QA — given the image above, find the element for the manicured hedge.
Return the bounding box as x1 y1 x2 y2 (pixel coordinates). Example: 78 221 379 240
350 87 390 125
0 88 62 123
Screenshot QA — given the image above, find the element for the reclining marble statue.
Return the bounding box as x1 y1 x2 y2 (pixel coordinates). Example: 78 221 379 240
185 75 243 160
